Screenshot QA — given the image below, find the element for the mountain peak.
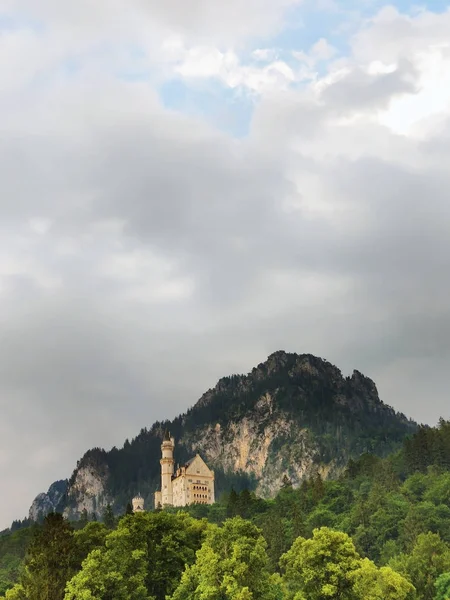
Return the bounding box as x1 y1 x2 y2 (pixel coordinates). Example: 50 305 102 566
25 351 417 523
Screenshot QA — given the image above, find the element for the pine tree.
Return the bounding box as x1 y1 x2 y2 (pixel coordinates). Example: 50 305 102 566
22 512 76 600
226 489 239 518
292 501 305 541
103 504 115 529
237 489 253 519
311 473 325 503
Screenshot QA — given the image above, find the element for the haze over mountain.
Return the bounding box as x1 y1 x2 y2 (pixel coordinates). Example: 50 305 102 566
2 0 450 530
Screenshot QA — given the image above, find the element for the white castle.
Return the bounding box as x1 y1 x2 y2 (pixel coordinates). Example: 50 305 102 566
132 431 215 512
154 431 215 509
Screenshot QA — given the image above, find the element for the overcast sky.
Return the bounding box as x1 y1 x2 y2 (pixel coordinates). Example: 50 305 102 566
1 0 450 529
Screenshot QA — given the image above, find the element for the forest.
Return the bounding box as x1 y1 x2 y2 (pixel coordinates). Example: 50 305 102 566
1 419 450 599
51 351 417 520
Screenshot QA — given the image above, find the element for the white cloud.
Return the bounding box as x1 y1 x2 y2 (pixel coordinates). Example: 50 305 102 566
7 0 304 44
345 7 450 136
164 43 299 93
294 38 337 66
379 46 450 135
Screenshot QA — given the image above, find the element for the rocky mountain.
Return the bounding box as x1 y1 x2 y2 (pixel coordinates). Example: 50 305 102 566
28 480 68 522
27 351 417 521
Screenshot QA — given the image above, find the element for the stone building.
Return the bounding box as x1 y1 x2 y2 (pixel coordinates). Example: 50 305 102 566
132 494 145 513
154 431 215 509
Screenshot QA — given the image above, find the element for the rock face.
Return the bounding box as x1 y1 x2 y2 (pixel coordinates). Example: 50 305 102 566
186 413 319 498
27 351 417 521
29 480 68 521
63 460 112 520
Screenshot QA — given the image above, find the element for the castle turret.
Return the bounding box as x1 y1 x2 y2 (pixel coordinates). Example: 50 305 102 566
160 430 175 506
132 494 145 513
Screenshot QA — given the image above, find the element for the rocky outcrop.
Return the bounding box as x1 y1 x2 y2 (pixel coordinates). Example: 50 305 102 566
183 392 321 497
63 457 113 520
26 351 417 521
29 480 68 521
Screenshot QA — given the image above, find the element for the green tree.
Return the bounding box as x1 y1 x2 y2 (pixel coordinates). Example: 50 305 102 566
65 511 208 600
435 572 450 600
227 489 239 518
1 584 26 599
170 517 281 600
305 507 337 534
73 521 108 565
237 489 253 519
22 512 76 600
424 474 450 507
280 527 362 600
390 532 450 600
350 558 415 600
311 474 325 503
65 547 150 600
291 501 305 541
257 510 291 572
0 527 35 596
103 504 116 529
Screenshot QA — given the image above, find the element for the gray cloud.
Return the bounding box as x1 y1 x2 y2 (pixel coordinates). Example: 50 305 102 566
1 3 450 530
320 59 418 111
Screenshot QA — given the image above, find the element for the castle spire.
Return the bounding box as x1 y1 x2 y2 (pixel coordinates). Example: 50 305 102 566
160 433 175 506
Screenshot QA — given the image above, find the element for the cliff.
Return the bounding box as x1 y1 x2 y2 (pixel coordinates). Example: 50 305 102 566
28 480 68 522
27 351 417 520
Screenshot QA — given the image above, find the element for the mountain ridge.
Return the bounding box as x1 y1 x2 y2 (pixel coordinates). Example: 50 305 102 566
26 351 417 523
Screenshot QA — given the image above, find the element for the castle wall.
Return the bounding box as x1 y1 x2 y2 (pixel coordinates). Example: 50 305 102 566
172 473 187 507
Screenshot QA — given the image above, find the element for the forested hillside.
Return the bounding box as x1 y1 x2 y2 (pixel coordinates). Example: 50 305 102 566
2 420 450 599
28 352 417 521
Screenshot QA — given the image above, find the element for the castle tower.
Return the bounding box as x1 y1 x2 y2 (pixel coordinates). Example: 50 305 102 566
160 430 175 506
132 494 145 513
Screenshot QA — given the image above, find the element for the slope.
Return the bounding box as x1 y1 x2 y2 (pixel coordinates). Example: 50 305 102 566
27 351 417 521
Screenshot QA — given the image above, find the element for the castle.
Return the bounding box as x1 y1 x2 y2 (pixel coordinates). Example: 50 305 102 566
154 431 215 508
132 431 215 512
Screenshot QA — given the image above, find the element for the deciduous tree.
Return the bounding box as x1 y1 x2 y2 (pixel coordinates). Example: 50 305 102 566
170 517 281 600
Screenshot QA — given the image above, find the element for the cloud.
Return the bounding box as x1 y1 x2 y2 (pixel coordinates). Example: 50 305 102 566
172 44 297 93
1 2 450 529
7 0 304 44
318 58 418 112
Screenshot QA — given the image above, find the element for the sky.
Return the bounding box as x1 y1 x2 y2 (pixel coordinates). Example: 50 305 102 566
1 0 450 529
